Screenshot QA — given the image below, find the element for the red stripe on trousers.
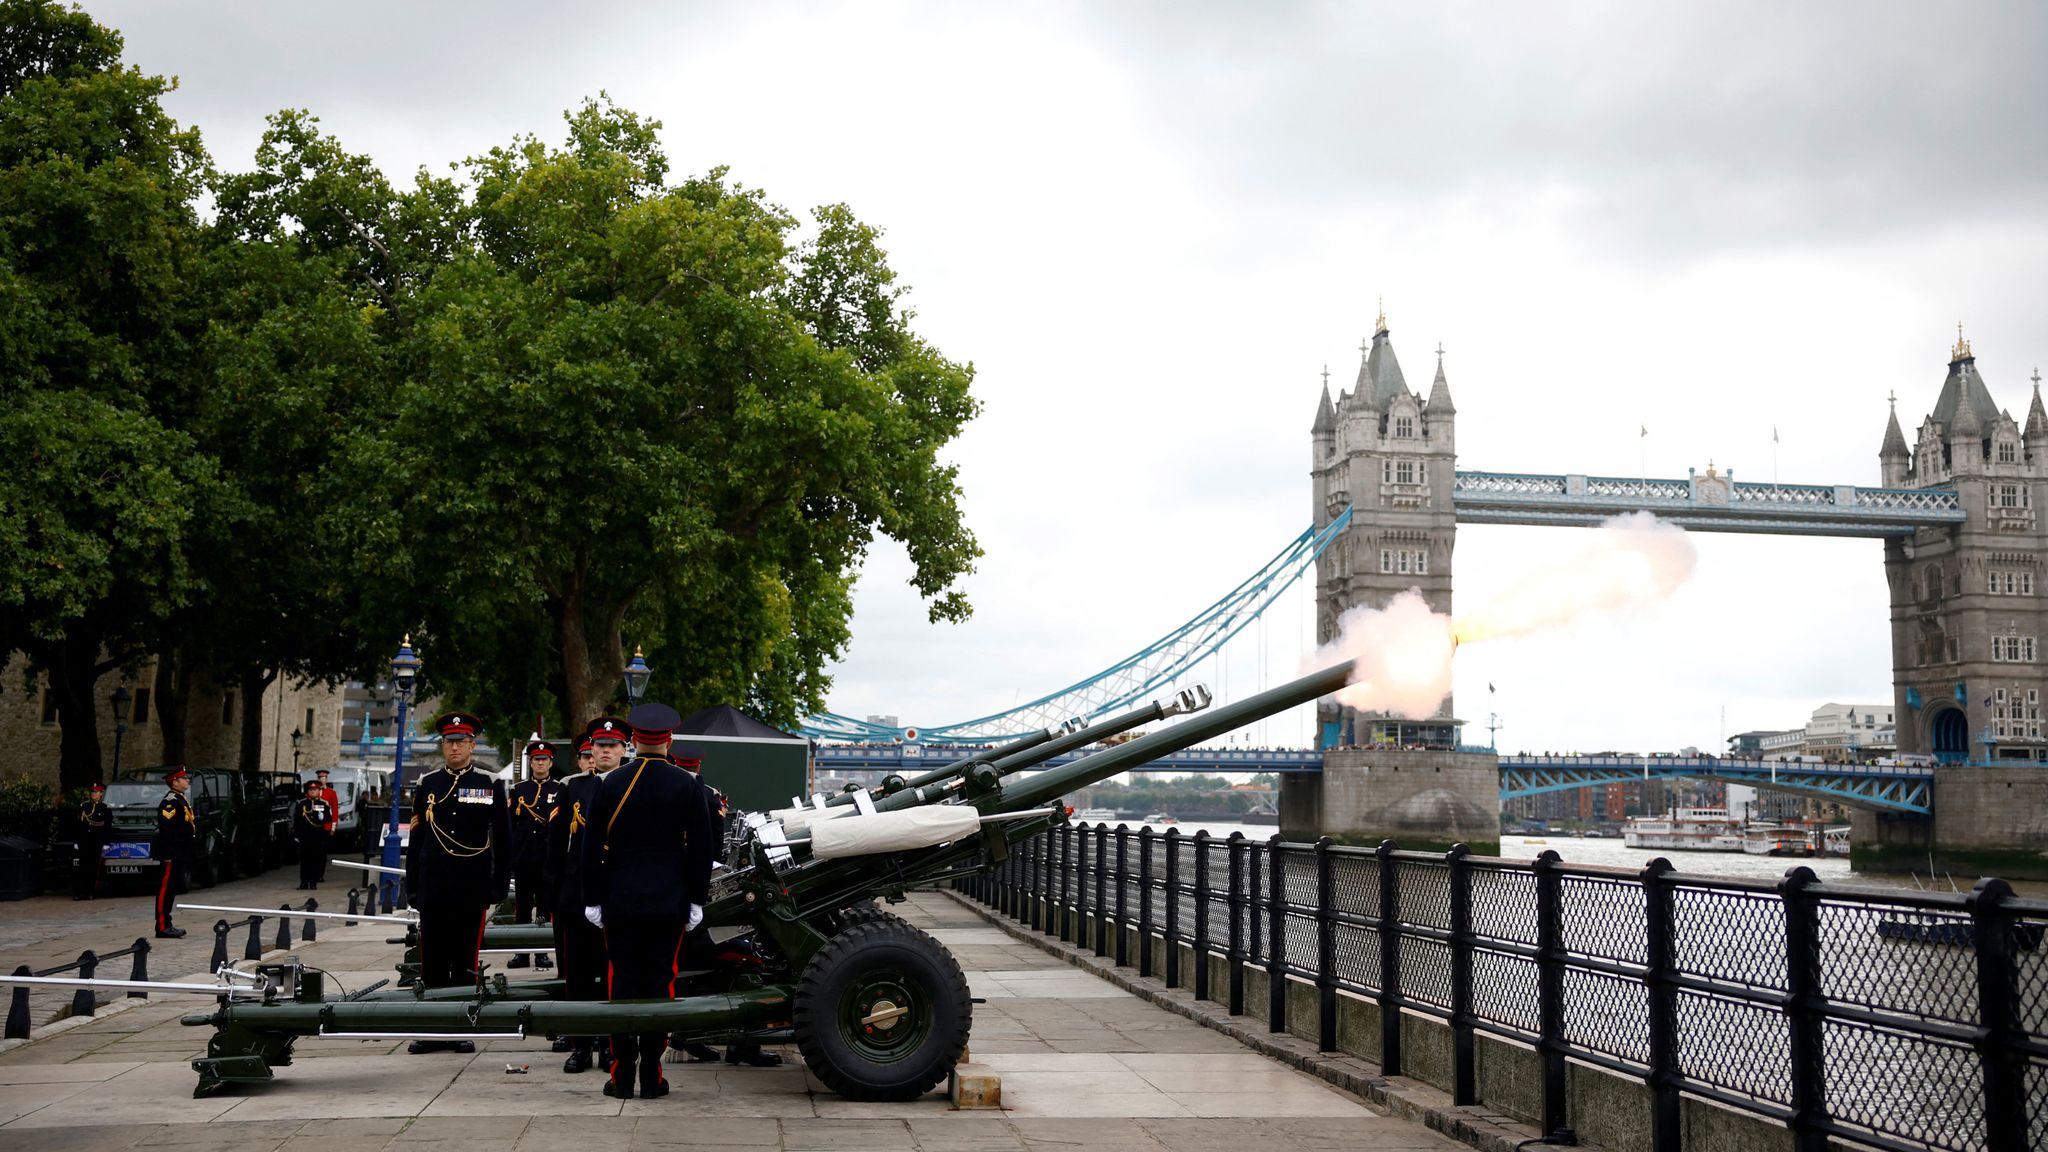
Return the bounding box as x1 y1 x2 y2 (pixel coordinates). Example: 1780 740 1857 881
471 909 487 983
156 862 172 931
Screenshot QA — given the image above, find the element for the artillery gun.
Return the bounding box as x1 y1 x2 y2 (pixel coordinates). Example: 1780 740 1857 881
3 660 1359 1100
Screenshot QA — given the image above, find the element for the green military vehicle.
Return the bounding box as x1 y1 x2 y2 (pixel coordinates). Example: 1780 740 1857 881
100 767 282 889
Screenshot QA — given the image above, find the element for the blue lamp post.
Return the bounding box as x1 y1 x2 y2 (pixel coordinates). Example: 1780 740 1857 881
380 635 422 909
623 646 651 707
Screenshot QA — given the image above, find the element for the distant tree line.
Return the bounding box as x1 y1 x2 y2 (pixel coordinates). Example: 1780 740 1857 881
1079 774 1278 817
0 1 981 790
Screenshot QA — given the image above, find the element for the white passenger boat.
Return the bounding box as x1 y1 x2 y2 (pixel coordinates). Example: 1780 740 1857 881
1623 808 1744 852
1741 824 1815 856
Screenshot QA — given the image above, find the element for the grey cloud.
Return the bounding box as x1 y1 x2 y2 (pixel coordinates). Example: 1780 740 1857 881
1081 2 2048 257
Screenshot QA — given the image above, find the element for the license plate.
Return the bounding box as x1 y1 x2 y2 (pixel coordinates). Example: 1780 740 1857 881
106 863 147 875
104 841 152 860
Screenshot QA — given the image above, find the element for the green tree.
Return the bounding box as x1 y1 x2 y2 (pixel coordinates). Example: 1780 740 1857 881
335 98 981 735
0 0 210 789
154 110 438 773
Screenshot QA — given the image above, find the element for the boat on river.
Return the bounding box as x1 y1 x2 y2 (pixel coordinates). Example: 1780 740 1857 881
1623 808 1744 852
1742 824 1816 856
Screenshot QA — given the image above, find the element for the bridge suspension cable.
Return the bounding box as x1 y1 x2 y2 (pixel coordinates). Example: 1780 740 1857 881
804 507 1352 744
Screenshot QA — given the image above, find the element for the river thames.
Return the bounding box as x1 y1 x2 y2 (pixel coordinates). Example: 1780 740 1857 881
1153 821 2048 896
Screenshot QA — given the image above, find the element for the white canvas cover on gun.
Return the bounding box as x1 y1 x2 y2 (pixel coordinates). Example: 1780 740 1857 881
809 806 982 860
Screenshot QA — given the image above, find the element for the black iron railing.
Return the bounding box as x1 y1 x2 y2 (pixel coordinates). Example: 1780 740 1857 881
964 824 2048 1152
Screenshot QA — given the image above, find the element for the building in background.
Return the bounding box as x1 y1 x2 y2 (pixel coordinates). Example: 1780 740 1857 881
0 653 343 790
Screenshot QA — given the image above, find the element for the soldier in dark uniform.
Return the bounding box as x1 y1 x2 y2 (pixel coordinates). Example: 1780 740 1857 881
404 712 511 1053
292 779 333 889
544 726 614 1073
669 745 783 1066
506 739 561 968
74 782 110 900
154 767 194 938
579 703 713 1099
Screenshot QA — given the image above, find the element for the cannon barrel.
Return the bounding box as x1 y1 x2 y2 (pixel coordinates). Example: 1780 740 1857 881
995 659 1354 811
874 688 1209 812
716 659 1356 925
882 722 1069 796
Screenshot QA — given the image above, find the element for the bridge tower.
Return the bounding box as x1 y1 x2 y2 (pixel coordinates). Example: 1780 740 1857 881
1310 308 1458 746
1885 330 2048 761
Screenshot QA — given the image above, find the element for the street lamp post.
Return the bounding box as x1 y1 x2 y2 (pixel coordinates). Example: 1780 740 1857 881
623 646 652 707
109 685 131 777
291 728 303 774
380 636 422 909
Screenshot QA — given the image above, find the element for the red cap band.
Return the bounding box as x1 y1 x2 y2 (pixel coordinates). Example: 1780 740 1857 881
631 726 672 744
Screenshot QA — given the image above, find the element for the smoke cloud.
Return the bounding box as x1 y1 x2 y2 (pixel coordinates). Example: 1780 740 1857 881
1312 512 1698 719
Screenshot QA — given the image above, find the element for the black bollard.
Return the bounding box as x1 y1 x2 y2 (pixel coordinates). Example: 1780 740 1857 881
275 905 293 952
70 951 97 1019
345 888 360 925
244 916 264 961
302 898 318 942
4 965 30 1039
209 921 230 972
365 883 380 917
127 939 150 998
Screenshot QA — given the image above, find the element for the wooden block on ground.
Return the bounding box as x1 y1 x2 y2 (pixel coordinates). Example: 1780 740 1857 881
948 1062 1002 1109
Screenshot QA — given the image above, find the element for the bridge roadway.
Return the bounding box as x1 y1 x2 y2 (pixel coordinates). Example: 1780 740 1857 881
814 745 1937 814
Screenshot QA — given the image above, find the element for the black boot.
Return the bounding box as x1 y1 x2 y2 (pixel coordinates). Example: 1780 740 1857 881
156 926 186 939
506 955 530 969
563 1046 592 1073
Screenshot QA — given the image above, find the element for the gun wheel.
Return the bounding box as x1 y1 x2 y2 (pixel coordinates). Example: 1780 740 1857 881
827 902 913 935
795 920 971 1101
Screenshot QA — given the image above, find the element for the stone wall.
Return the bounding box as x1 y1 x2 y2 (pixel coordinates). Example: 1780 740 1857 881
1847 766 2048 879
0 652 343 791
1279 747 1499 854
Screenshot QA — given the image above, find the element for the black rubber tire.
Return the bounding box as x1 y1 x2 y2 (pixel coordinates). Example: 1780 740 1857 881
194 837 219 889
794 920 971 1101
827 901 914 935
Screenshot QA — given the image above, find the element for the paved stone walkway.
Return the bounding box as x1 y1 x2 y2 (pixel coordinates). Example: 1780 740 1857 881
2 853 369 1031
0 893 1463 1151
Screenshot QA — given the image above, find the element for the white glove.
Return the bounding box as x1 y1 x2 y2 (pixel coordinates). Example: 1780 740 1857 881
584 905 603 929
686 904 704 932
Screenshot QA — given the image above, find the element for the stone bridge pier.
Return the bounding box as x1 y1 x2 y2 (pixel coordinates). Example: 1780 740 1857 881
1278 748 1500 855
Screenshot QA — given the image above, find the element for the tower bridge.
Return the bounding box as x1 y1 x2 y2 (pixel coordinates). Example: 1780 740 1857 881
1303 315 2047 868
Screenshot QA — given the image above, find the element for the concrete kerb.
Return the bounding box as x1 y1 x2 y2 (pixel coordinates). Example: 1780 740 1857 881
0 991 150 1056
940 888 1564 1152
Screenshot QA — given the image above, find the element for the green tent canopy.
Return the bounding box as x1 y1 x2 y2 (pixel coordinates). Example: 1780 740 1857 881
677 705 813 816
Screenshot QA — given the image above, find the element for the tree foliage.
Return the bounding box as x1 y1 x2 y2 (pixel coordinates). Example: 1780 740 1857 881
0 0 210 787
1 3 981 781
334 98 982 733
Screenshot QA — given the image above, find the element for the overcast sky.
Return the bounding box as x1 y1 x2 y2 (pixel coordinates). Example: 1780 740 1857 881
91 1 2048 754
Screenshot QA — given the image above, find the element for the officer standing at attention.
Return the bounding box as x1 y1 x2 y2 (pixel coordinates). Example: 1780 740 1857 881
74 782 111 900
292 780 333 889
313 769 340 835
669 745 784 1067
580 703 713 1099
405 711 511 1053
506 739 560 968
154 767 195 938
544 724 616 1073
